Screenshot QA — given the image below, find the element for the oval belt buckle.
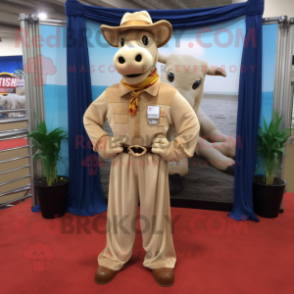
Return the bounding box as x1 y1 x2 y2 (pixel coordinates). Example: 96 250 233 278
128 145 147 157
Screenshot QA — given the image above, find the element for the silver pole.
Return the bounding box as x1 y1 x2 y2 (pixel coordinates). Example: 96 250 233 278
19 14 37 208
39 19 67 27
19 13 46 207
41 15 289 25
263 15 287 24
283 22 294 130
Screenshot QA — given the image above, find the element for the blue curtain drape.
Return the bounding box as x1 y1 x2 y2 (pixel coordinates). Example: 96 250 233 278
65 0 264 221
229 14 262 222
66 14 107 216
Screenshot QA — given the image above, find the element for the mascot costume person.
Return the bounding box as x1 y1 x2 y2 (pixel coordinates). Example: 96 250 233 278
83 11 200 287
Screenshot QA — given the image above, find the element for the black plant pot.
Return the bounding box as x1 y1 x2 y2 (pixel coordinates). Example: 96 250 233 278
253 176 286 218
34 176 70 219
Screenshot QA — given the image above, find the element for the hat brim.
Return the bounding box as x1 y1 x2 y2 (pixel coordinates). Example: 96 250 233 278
100 20 173 48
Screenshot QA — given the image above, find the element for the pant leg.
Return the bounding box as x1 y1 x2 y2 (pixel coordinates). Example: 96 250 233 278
98 153 139 271
137 154 177 269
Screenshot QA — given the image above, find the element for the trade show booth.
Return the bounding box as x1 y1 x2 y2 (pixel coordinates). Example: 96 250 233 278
0 0 294 291
11 0 292 220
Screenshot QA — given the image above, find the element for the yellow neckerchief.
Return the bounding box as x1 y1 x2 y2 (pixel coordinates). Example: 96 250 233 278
121 68 159 116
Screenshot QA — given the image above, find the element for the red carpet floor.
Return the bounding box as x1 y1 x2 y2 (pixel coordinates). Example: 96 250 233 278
1 193 294 294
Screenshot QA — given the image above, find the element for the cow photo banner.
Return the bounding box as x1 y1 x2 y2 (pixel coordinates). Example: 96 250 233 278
85 17 246 204
84 17 276 205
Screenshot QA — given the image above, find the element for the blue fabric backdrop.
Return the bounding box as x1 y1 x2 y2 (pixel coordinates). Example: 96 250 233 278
0 56 23 73
65 0 264 221
66 15 107 216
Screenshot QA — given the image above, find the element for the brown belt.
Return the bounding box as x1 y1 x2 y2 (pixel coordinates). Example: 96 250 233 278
122 145 153 157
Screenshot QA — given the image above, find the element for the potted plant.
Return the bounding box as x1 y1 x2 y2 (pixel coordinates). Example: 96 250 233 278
253 110 291 218
28 116 69 219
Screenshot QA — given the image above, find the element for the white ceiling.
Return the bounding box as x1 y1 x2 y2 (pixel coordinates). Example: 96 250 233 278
0 0 233 39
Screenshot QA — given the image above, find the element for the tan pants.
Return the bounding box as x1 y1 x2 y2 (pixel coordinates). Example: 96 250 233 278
98 152 177 271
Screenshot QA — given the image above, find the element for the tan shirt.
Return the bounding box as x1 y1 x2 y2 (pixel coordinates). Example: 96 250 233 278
83 79 200 157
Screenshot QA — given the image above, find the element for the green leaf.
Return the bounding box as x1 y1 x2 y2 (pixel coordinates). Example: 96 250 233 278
27 117 68 187
257 110 291 184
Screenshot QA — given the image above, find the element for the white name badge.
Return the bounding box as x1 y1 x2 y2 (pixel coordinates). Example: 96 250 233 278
147 106 160 125
147 106 160 119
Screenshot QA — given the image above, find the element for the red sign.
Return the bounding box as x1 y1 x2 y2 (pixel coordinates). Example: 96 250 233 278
0 77 17 87
0 73 18 94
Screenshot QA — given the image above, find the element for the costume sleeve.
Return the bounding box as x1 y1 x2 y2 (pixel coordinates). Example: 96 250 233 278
83 91 108 152
170 91 200 158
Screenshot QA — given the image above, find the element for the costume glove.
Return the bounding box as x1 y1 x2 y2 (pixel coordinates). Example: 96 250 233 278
94 134 124 160
151 134 194 162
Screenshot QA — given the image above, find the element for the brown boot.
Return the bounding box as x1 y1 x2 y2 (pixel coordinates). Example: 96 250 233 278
94 266 118 285
152 268 174 287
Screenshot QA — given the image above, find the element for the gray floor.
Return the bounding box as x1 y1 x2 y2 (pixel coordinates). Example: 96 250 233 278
201 97 238 139
100 96 237 204
172 154 234 203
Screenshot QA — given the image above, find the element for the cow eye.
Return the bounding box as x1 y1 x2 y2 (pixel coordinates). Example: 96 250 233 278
192 79 201 90
142 35 149 46
120 38 125 47
168 72 174 82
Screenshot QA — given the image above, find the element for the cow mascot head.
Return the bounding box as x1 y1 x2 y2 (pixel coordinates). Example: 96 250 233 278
101 11 172 87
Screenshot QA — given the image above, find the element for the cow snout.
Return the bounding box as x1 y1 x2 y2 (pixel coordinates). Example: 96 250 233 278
114 46 153 76
118 54 142 64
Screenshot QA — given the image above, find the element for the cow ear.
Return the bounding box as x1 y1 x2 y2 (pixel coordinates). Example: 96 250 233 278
158 52 168 64
207 65 226 77
100 25 118 47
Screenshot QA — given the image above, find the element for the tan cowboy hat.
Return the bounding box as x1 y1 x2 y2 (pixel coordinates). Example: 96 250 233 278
100 11 173 48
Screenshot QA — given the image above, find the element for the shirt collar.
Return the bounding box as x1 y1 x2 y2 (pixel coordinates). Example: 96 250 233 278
119 78 161 98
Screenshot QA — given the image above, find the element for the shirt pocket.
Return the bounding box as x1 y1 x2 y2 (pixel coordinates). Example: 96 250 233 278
113 107 129 123
158 110 166 126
